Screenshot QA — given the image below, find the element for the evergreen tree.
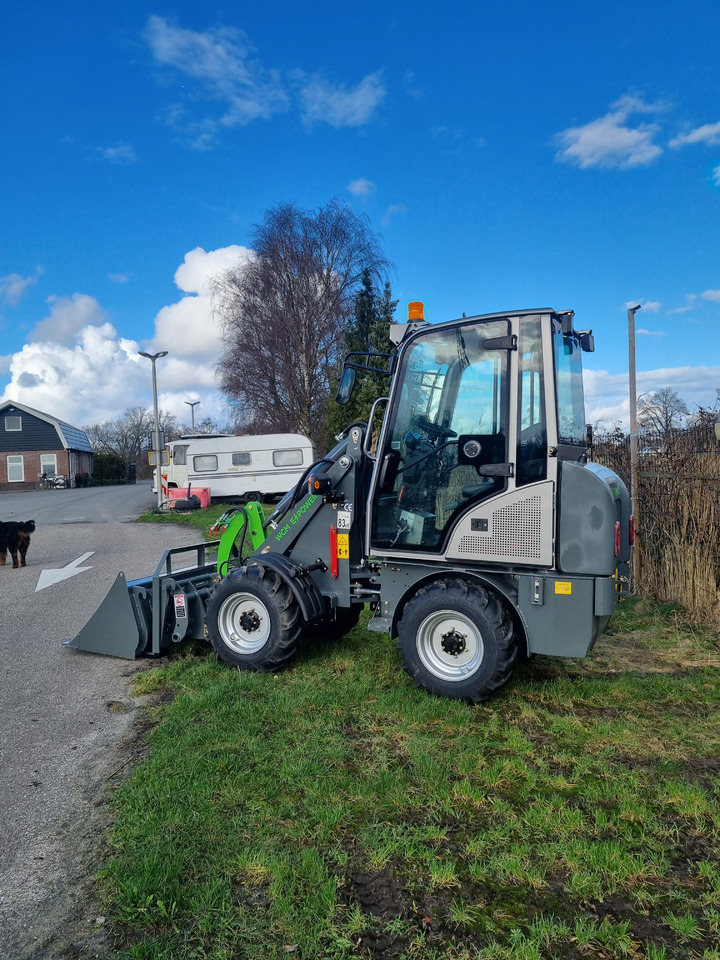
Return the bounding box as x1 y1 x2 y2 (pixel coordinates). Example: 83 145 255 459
325 271 398 443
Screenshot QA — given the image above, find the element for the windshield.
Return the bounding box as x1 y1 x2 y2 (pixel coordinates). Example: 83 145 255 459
553 327 587 445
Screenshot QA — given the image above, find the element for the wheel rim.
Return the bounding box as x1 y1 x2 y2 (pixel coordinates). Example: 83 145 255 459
217 591 271 655
416 608 485 682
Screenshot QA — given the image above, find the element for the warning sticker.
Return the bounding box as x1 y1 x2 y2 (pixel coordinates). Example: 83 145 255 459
337 510 352 530
174 593 187 618
337 533 350 559
554 581 572 596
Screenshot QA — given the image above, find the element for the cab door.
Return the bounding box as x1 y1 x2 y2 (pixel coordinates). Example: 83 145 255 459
370 319 512 553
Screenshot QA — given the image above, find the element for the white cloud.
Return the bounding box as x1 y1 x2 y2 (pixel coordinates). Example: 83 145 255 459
624 299 661 313
0 267 43 307
667 294 697 314
144 16 289 146
300 71 385 128
348 178 376 199
93 142 139 163
637 329 665 336
669 120 720 148
713 165 720 187
109 273 130 284
0 246 252 427
431 125 465 141
702 289 720 302
382 203 407 226
144 17 387 143
2 325 146 425
555 94 664 169
148 244 252 360
31 293 108 345
584 364 720 427
144 17 385 144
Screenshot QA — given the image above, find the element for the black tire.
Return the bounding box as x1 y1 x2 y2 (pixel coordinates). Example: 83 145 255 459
396 578 516 701
35 478 49 491
243 491 263 504
206 565 304 671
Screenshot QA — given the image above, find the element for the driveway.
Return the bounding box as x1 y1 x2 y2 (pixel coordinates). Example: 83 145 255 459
0 484 205 959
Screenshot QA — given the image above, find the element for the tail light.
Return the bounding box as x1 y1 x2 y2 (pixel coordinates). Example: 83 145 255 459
629 515 635 546
614 521 621 557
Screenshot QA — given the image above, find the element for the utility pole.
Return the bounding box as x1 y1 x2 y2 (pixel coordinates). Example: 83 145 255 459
185 400 200 433
627 304 641 590
139 350 169 511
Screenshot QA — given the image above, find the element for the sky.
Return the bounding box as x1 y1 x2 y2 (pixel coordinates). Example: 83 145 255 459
1 0 719 438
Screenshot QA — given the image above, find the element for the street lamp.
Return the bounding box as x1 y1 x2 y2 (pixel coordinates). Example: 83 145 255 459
185 400 200 433
627 304 641 588
138 350 168 511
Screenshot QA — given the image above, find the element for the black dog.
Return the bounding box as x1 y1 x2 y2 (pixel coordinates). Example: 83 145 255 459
0 520 36 569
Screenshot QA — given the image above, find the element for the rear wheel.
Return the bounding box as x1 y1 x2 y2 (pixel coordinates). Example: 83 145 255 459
397 578 516 701
35 478 49 490
206 565 304 671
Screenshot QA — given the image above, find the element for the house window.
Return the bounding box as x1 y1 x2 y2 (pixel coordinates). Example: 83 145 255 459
232 452 252 466
5 415 21 431
7 455 24 482
273 449 303 467
40 454 58 477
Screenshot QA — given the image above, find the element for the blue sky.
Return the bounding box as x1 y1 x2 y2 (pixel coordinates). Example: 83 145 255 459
1 0 718 433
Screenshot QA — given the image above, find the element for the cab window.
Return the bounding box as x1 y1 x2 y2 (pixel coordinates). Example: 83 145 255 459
371 320 510 551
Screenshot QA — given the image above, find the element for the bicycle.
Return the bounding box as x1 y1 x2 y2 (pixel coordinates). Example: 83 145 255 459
35 473 69 491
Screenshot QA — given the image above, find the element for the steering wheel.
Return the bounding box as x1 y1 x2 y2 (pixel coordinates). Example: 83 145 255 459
411 415 457 442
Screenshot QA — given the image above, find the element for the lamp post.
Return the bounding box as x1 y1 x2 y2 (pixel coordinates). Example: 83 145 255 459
185 400 200 433
139 350 168 511
627 304 641 589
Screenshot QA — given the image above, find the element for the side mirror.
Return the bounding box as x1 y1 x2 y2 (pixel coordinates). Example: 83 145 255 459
336 367 356 405
580 332 595 353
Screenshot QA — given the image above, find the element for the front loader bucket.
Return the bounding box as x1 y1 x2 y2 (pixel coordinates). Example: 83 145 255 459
66 541 219 660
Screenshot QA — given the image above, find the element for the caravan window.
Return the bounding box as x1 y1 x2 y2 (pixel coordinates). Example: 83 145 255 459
273 448 303 467
193 455 218 472
173 445 188 465
232 452 252 466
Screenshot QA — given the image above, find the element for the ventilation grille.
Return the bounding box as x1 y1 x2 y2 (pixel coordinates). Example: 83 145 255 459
457 495 543 560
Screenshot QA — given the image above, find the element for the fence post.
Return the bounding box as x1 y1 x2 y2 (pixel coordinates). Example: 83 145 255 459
628 304 642 590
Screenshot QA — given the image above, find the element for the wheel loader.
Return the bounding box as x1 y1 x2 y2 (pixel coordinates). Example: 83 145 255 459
68 304 631 701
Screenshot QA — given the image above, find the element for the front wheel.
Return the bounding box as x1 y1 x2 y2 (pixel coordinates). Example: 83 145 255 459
35 478 49 491
397 579 517 701
206 565 304 671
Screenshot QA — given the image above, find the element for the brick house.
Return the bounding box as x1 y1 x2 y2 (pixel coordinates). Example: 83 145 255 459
0 400 94 490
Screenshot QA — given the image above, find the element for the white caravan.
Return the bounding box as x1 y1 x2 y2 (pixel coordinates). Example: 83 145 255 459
178 434 315 502
153 434 230 494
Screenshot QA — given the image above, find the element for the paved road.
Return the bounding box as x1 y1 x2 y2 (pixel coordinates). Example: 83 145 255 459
0 481 161 524
0 484 205 959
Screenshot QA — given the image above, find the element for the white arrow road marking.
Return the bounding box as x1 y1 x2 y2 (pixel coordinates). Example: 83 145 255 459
36 552 96 592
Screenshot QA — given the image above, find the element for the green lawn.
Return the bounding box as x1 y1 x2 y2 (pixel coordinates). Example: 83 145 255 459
100 582 720 959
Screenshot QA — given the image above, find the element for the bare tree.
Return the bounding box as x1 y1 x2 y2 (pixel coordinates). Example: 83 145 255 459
84 407 178 478
638 388 689 441
212 199 391 449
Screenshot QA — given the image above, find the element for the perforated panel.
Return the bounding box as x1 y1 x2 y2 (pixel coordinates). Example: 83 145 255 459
457 495 543 558
445 481 554 566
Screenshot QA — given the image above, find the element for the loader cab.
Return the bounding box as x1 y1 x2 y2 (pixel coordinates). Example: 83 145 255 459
369 309 592 555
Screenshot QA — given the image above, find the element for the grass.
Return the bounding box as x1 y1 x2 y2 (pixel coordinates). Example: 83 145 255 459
137 502 243 534
98 581 720 960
